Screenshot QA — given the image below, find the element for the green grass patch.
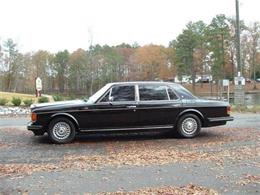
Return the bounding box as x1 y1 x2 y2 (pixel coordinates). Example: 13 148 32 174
0 92 37 103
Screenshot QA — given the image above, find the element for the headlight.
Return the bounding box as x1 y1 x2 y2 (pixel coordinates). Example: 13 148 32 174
31 112 37 122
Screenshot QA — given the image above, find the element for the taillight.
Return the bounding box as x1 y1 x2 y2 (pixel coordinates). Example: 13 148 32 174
31 112 37 122
227 106 231 115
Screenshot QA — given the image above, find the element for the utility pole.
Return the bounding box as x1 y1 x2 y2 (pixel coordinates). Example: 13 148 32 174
234 0 245 105
235 0 242 75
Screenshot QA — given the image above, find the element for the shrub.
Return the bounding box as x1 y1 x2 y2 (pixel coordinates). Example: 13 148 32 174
53 94 64 101
67 95 76 100
0 98 8 106
38 96 49 103
11 97 22 106
23 99 33 107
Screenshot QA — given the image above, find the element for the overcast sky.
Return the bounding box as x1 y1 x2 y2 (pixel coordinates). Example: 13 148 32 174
0 0 259 53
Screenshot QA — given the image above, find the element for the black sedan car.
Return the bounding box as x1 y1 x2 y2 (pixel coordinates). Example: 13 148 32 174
28 82 233 143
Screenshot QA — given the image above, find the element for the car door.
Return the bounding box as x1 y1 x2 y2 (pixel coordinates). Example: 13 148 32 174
80 84 139 130
135 84 182 127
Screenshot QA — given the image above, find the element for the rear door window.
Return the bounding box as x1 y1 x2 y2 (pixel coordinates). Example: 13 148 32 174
139 85 169 101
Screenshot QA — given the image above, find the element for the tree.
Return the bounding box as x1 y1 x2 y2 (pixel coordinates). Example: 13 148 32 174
3 39 19 91
115 45 135 81
135 45 169 81
174 21 207 92
248 22 260 89
68 49 89 91
0 42 4 90
87 44 125 94
207 15 230 89
31 50 52 92
54 50 70 93
191 21 208 88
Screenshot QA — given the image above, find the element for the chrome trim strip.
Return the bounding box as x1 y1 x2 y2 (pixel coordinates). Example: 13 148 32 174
27 122 43 130
135 84 140 101
36 105 180 114
208 116 234 122
80 125 174 132
166 86 170 100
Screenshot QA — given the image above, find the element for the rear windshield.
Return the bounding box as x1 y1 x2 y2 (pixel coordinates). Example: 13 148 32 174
171 84 196 99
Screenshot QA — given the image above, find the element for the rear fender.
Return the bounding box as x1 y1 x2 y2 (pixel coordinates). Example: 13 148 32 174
176 109 205 125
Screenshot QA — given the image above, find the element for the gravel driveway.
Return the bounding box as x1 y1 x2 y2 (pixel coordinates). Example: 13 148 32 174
0 114 259 194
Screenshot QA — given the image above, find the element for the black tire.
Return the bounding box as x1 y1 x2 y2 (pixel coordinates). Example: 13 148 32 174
176 114 201 138
48 117 76 144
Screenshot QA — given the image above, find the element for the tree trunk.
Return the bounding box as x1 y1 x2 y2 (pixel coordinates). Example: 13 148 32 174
253 57 257 90
252 49 257 90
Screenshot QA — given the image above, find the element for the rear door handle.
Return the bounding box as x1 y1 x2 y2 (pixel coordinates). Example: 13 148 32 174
127 105 137 109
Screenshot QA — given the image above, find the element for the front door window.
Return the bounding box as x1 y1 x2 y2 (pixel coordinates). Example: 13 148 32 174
110 85 135 102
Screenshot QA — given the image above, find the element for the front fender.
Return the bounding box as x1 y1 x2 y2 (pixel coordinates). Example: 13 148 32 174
50 113 79 129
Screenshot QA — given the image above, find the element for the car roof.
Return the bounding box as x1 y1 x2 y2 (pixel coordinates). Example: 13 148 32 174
108 81 180 86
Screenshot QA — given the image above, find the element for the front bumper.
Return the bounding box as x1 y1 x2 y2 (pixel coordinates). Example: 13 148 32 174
27 122 44 135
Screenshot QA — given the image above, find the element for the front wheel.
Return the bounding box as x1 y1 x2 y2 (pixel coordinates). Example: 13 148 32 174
176 114 201 138
48 117 76 144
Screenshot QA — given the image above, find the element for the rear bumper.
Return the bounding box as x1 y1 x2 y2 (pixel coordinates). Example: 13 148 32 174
205 116 234 127
27 122 45 135
208 116 234 122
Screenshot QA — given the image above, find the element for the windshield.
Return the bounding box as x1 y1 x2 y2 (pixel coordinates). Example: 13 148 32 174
87 83 112 103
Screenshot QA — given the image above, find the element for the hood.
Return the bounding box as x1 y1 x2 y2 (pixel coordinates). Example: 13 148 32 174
30 100 86 112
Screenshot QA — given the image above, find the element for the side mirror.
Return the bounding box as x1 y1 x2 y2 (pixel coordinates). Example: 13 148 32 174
109 96 114 102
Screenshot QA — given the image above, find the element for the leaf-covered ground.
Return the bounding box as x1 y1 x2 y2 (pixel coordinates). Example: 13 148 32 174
97 184 218 195
0 115 259 194
0 127 258 177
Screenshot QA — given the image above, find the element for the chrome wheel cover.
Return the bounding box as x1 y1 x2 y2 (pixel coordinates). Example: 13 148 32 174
181 117 198 135
52 122 71 140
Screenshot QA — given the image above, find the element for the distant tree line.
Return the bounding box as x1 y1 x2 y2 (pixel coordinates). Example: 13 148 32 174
0 14 260 96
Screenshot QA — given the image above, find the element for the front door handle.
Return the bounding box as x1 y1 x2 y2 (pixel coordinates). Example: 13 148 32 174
127 105 137 109
172 104 181 107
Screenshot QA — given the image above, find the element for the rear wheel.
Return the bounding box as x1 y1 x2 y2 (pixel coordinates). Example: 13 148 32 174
48 117 76 144
176 114 201 138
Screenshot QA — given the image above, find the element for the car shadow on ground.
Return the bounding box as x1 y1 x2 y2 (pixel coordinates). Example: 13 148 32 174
32 129 222 145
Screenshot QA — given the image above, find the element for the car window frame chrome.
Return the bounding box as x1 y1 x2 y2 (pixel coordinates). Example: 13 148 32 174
96 84 137 104
165 86 170 100
166 84 181 101
96 87 112 104
95 83 181 105
135 84 140 102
